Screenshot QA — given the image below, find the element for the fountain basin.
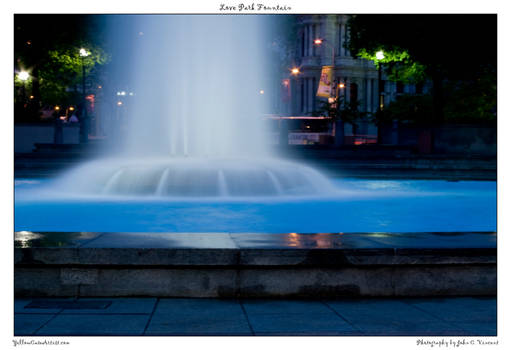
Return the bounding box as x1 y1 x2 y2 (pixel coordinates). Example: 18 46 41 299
15 179 496 233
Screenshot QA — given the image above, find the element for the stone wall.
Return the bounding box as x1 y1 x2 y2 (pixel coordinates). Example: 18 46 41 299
15 232 497 298
15 123 80 153
396 124 496 156
433 124 496 156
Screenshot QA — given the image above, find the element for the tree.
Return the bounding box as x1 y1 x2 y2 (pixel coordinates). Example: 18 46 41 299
347 14 496 124
14 15 110 122
311 96 369 145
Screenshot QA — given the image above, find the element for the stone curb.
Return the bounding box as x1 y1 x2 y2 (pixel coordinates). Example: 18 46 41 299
15 232 497 298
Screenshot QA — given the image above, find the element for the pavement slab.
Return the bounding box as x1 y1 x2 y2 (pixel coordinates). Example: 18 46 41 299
403 297 497 336
146 298 251 335
325 298 469 336
60 298 157 314
153 298 245 318
15 298 73 314
247 312 357 335
14 296 497 336
15 314 56 336
145 314 252 335
241 299 334 315
36 314 150 336
404 296 496 322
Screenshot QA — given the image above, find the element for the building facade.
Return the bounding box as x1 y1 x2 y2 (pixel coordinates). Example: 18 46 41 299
281 15 423 141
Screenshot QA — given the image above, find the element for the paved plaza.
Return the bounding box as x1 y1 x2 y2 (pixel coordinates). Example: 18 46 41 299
15 296 496 336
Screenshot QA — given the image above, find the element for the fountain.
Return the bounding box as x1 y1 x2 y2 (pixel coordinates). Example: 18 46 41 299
57 157 337 197
54 15 337 198
13 15 497 305
14 15 496 234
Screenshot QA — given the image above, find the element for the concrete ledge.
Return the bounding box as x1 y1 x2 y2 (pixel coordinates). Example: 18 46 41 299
14 232 496 298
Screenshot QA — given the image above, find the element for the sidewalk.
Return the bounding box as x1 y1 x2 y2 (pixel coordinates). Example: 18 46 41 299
15 296 496 336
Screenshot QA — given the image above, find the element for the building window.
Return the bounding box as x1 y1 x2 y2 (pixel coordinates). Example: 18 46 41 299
301 30 305 57
312 25 317 56
300 79 305 112
350 82 358 105
344 24 350 56
304 25 312 56
340 77 347 101
396 81 404 94
305 25 310 56
415 82 424 94
305 78 309 112
368 79 374 112
338 24 343 56
312 77 316 111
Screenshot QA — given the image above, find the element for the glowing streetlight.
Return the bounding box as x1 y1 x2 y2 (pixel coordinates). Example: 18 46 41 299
335 82 346 105
314 37 338 117
313 38 335 67
18 71 30 81
53 106 63 144
259 90 265 94
291 67 300 75
117 101 123 106
376 50 385 111
314 37 339 141
79 48 89 143
79 48 90 57
17 71 31 104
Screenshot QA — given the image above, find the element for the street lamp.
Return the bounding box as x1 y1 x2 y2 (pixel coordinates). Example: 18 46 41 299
18 71 30 81
291 67 300 75
54 105 63 144
376 50 385 111
314 39 339 106
79 48 90 143
17 71 30 104
314 38 343 144
313 38 335 68
336 82 346 104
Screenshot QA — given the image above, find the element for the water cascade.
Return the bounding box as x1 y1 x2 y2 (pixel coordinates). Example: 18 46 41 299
56 15 337 198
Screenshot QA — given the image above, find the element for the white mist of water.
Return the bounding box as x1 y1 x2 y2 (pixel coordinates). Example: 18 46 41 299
118 15 270 157
54 15 338 198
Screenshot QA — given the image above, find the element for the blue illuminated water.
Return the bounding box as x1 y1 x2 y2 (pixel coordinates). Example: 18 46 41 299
14 179 496 233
